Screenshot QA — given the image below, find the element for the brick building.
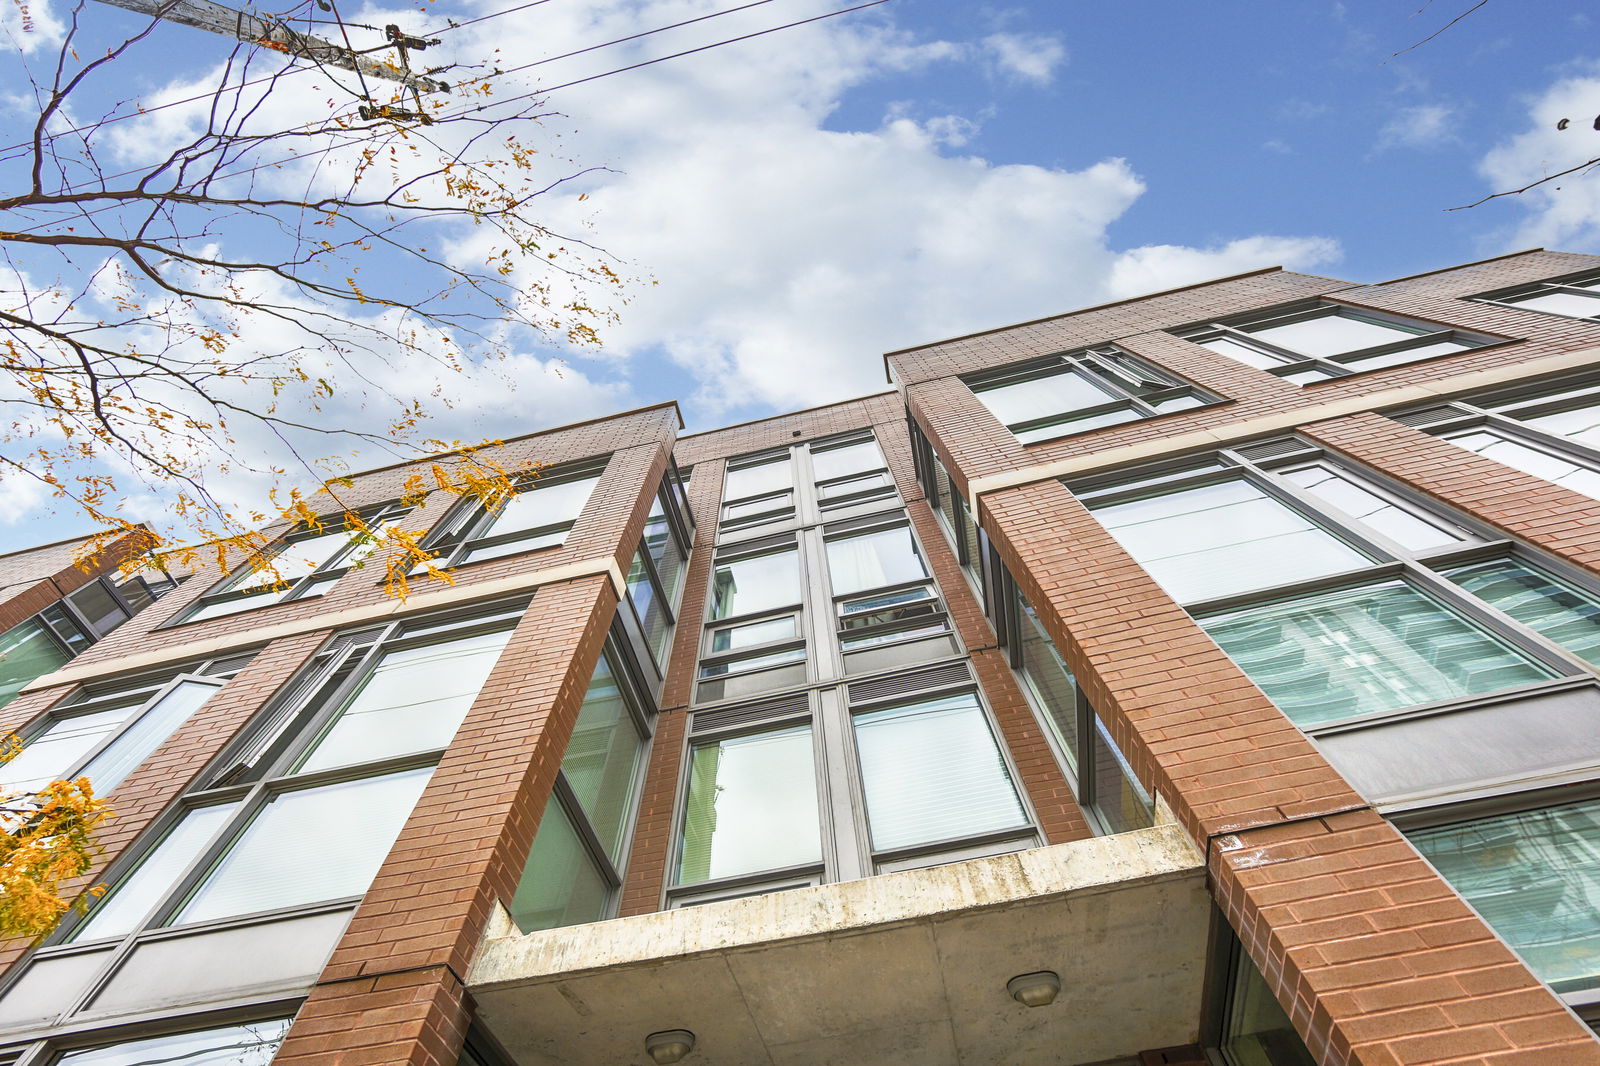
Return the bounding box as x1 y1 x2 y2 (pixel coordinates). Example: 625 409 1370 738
3 248 1600 1065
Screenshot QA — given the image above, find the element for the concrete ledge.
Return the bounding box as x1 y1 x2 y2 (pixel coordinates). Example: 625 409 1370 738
468 826 1208 1066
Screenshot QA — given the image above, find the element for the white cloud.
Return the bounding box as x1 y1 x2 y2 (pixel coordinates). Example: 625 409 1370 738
1105 237 1344 301
979 32 1066 86
0 0 1343 538
1478 65 1600 249
0 0 65 54
1375 103 1457 151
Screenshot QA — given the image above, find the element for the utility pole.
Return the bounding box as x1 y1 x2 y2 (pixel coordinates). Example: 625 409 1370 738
91 0 448 95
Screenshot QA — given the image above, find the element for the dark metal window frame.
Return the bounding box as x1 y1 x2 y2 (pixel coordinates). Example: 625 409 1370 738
664 669 1041 908
1472 269 1600 322
621 466 695 677
963 345 1221 446
1177 300 1503 383
2 598 532 1033
1069 439 1600 736
421 459 609 570
176 501 413 624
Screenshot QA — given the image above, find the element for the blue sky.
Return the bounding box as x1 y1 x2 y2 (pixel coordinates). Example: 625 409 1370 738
2 0 1599 549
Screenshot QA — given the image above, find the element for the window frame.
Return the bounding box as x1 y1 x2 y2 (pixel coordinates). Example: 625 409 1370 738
6 599 530 1030
420 460 608 570
177 502 413 624
964 345 1220 446
622 466 694 677
664 669 1042 907
1473 269 1600 322
1072 440 1600 734
1178 301 1502 384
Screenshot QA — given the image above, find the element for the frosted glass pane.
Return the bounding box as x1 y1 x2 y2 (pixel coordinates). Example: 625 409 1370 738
1204 580 1552 728
1339 339 1468 368
509 795 609 932
1413 801 1600 993
853 693 1026 851
975 368 1112 426
483 476 598 538
1522 402 1600 451
725 458 792 501
1197 336 1290 369
1013 405 1142 444
678 726 820 883
58 1018 292 1066
711 616 798 652
1508 291 1600 318
1446 558 1600 666
0 620 72 709
812 440 885 482
561 655 642 862
1282 462 1461 552
710 550 801 619
0 703 141 792
826 527 928 596
298 629 513 772
228 529 349 592
1450 431 1600 500
79 681 219 795
1247 313 1417 357
1094 479 1368 603
176 767 432 925
72 803 238 941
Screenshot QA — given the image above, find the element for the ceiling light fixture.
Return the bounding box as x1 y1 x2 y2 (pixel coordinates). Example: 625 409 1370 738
644 1030 696 1064
1006 971 1062 1008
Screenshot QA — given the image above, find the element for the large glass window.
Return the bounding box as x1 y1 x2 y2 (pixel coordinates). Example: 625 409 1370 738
1181 304 1490 384
510 645 652 931
0 619 74 710
182 503 410 622
625 472 692 670
1 660 243 796
1410 379 1600 502
710 548 801 621
1412 799 1600 994
1079 441 1600 731
825 526 928 597
1202 580 1551 728
678 724 822 885
967 347 1216 445
1214 931 1316 1066
852 693 1026 851
54 1018 293 1066
1477 272 1600 321
56 606 519 949
414 464 604 571
1092 478 1368 604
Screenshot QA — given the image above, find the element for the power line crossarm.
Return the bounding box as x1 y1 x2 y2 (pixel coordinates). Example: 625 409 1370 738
89 0 448 93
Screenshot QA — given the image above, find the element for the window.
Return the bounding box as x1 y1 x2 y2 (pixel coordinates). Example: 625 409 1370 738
1181 303 1492 383
182 503 411 623
908 418 986 595
1409 381 1600 501
421 465 603 568
997 570 1154 835
826 521 955 676
52 1017 293 1066
1411 798 1600 995
55 605 519 947
0 576 156 707
1477 271 1600 321
0 656 245 796
670 670 1038 903
1211 927 1316 1066
1077 441 1600 730
509 643 653 931
624 470 692 670
967 347 1217 445
718 431 896 534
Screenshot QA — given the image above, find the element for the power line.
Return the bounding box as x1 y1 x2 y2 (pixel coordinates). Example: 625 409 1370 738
5 0 893 231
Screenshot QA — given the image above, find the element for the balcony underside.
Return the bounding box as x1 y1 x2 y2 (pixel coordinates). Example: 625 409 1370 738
469 824 1209 1066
